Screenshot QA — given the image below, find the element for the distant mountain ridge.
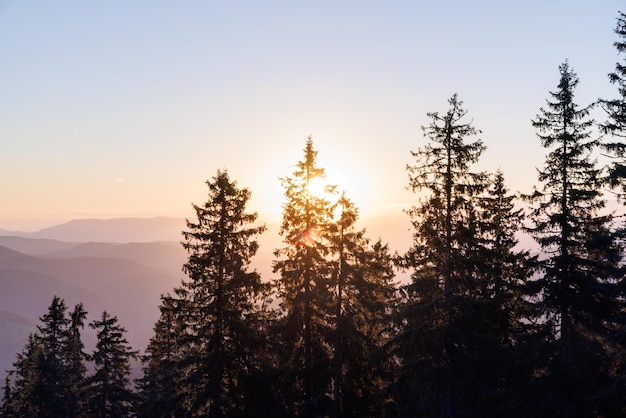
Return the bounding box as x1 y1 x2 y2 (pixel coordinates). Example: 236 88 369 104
0 214 414 388
0 243 184 385
0 236 187 275
0 217 191 386
0 227 27 236
0 217 186 243
0 236 79 255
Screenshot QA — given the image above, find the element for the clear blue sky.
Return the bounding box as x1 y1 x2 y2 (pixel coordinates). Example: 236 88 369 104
0 1 623 231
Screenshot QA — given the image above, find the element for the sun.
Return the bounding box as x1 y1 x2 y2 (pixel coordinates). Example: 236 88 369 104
307 176 327 198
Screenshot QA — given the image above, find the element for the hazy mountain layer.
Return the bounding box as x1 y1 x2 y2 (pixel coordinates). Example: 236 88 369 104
0 217 186 243
0 242 183 384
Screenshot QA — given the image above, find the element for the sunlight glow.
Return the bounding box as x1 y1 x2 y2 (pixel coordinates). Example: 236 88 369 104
307 176 327 199
288 226 321 247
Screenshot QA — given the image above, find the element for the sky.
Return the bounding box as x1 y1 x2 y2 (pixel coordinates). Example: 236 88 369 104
0 1 624 238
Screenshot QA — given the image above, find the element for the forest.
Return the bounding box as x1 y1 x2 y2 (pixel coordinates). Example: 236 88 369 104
2 10 626 418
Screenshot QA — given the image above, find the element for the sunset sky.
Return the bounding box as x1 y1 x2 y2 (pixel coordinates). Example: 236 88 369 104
0 1 623 233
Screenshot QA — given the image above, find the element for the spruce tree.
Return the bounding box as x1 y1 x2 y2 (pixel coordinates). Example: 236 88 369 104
526 61 624 415
138 169 269 417
395 94 495 417
470 170 535 415
36 295 71 417
136 296 184 417
0 296 88 418
601 11 626 412
85 311 138 418
327 194 397 417
1 334 44 417
273 137 336 416
64 303 88 417
601 11 626 197
1 373 17 417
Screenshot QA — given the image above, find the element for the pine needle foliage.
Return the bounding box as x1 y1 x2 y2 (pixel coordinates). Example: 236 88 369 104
526 61 625 416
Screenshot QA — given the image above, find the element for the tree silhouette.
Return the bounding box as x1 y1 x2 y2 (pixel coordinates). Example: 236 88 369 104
0 296 89 418
327 193 397 417
64 303 88 417
526 61 624 416
396 94 518 417
470 170 536 415
273 137 337 416
136 296 184 417
601 11 626 198
84 311 138 418
138 169 269 417
2 334 46 417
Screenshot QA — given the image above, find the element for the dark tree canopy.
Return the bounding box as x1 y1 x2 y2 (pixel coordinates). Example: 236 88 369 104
85 311 138 418
137 169 269 418
0 297 89 418
271 139 397 417
1 298 139 418
526 61 625 416
601 11 626 198
273 137 337 416
327 193 397 417
395 95 536 417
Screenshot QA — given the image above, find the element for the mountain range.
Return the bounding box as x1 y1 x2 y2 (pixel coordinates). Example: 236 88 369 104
1 216 186 243
0 217 191 383
0 215 413 384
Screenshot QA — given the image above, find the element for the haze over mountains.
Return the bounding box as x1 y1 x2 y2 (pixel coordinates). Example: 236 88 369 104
0 217 186 243
0 217 191 383
0 215 411 383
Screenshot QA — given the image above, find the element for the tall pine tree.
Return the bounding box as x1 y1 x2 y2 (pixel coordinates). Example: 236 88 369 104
138 169 269 417
273 137 336 417
395 94 511 417
64 303 88 417
327 193 397 417
36 296 71 417
601 11 626 197
470 170 536 415
526 61 624 416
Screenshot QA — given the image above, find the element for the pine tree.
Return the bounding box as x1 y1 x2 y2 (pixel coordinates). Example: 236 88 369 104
136 296 184 417
2 334 45 417
601 11 626 197
36 295 71 417
0 296 88 418
327 193 397 417
395 94 493 417
138 169 269 417
85 311 138 418
470 170 536 415
64 303 88 417
1 373 17 417
526 61 624 415
273 137 337 416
